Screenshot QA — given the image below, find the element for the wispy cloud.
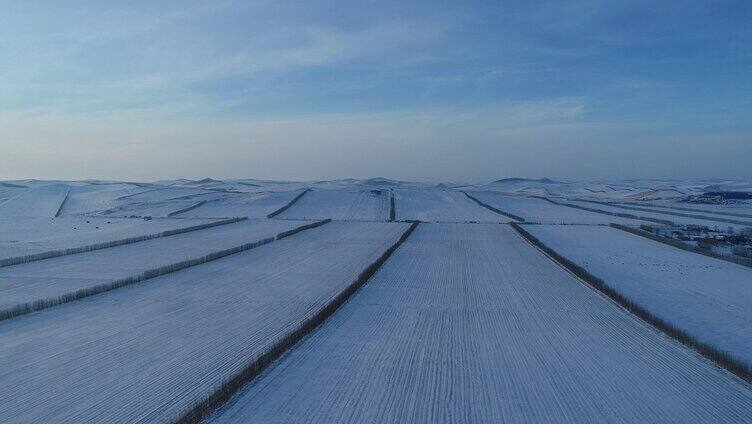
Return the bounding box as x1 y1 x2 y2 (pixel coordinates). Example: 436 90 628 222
1 0 750 181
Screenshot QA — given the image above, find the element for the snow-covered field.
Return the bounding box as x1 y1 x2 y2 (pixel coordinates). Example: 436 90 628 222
0 221 408 423
525 224 752 365
586 200 752 225
0 219 307 315
469 192 645 225
56 183 153 216
0 217 221 264
565 200 751 230
177 190 303 218
645 201 752 218
278 189 390 221
1 177 751 423
211 224 752 423
0 184 69 217
394 189 507 222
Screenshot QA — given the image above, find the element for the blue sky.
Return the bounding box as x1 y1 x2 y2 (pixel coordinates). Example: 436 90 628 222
1 0 750 182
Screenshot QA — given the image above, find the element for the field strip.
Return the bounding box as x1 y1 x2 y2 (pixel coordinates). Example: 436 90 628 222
462 191 525 221
274 189 391 221
580 199 752 226
0 221 409 423
0 217 244 268
511 222 751 382
611 223 752 268
208 223 752 423
620 201 752 219
266 189 310 218
394 189 508 223
466 192 647 225
566 199 750 230
0 219 330 321
532 196 673 225
175 221 418 423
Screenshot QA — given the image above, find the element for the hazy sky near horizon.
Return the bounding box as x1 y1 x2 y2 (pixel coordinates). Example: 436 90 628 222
1 0 751 182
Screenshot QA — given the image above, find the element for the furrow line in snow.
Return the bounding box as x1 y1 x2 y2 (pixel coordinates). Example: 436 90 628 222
0 217 245 268
174 221 419 423
511 222 751 382
0 219 331 322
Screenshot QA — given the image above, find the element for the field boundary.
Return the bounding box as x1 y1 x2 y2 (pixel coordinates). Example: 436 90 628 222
510 222 751 383
389 190 396 222
53 189 71 217
276 219 331 239
0 219 332 322
0 217 247 268
173 221 420 423
462 191 525 222
266 189 311 218
168 200 209 217
531 196 673 225
610 223 752 269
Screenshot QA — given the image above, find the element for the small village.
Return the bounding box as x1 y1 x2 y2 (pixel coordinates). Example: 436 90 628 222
640 223 752 259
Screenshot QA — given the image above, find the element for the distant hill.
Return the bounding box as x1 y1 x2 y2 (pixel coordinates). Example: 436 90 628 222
492 177 563 184
183 178 222 185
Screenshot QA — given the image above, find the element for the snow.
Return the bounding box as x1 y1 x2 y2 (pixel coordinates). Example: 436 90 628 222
110 186 212 202
1 177 752 422
211 224 752 423
0 221 409 423
278 189 390 221
92 186 236 218
178 190 304 218
56 184 152 216
0 217 220 264
617 200 752 220
0 219 306 313
470 192 645 225
394 189 507 222
525 224 752 365
0 184 69 217
565 200 751 230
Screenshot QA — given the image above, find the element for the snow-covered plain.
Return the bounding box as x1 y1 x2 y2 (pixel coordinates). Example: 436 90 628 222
211 224 752 423
394 189 507 222
0 221 408 423
278 189 390 221
1 177 752 423
0 217 221 264
525 224 752 365
0 219 307 314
